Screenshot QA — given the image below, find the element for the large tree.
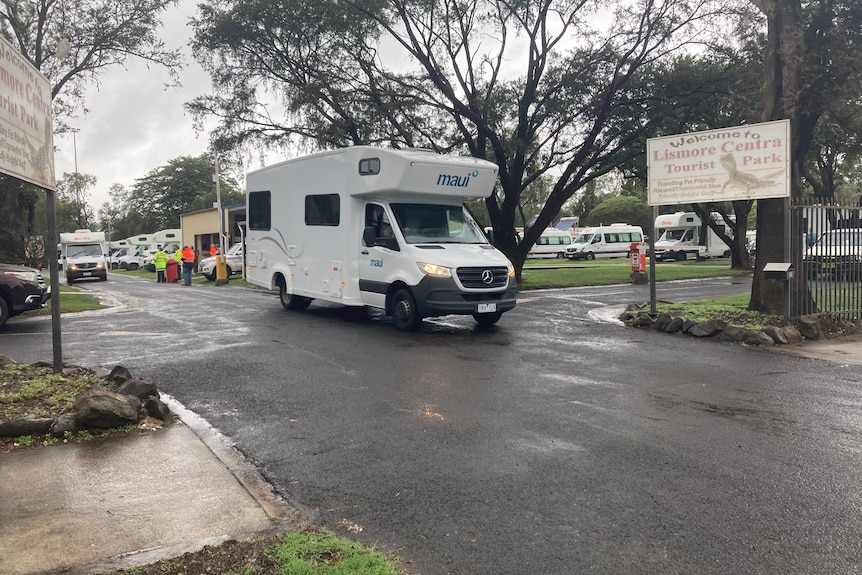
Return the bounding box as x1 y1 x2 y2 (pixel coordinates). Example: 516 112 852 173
128 155 243 232
749 0 862 314
189 0 733 278
0 0 183 262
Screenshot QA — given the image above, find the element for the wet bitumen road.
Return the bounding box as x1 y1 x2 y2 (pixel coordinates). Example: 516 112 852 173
3 271 861 575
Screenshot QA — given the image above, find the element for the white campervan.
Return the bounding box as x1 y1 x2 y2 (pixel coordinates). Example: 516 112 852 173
653 212 732 261
565 224 644 260
527 228 572 259
245 147 517 331
59 229 108 283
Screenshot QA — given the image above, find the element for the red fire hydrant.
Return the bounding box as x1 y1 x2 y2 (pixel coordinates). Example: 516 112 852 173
631 242 646 273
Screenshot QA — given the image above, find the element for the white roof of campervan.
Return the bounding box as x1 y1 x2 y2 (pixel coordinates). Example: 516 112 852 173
253 146 500 200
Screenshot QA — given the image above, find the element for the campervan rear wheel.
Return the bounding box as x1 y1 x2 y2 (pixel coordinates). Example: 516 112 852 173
473 311 502 327
280 284 312 311
391 289 421 331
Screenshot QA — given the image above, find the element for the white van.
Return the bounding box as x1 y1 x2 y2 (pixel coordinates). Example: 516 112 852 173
565 224 644 260
527 228 572 259
59 229 108 283
245 147 517 331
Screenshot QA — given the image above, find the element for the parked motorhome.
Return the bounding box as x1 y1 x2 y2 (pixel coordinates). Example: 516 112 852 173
565 224 644 260
245 147 517 330
527 228 572 259
59 229 107 283
652 212 732 261
117 229 182 270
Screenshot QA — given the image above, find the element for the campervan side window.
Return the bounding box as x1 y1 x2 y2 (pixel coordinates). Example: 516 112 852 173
248 191 271 230
305 194 340 226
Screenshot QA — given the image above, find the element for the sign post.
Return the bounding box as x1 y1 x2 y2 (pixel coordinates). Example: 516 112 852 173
0 37 63 371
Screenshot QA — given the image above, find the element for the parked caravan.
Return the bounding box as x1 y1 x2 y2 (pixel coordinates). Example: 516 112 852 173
565 224 644 260
245 147 517 331
652 212 732 261
59 229 107 283
527 228 572 259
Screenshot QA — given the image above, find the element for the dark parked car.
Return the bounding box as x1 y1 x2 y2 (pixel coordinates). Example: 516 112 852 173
0 263 50 328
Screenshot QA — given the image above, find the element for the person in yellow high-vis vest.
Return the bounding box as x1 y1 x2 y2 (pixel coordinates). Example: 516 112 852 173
152 247 168 283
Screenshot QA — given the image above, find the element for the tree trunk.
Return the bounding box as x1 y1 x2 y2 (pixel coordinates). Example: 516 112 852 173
750 0 801 315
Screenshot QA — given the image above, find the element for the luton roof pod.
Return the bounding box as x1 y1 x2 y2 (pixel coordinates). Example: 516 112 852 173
335 147 499 200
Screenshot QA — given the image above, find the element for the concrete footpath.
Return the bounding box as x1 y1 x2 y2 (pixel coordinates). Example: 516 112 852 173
0 397 297 575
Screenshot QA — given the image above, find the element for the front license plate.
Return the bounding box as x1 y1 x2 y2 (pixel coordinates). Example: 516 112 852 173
82 271 92 276
477 303 497 313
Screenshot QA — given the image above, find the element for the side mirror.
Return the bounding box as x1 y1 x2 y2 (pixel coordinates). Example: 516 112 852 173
363 227 376 247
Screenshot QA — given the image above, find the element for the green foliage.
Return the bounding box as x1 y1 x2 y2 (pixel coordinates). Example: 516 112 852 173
127 155 243 231
585 196 651 230
0 175 42 263
272 529 401 575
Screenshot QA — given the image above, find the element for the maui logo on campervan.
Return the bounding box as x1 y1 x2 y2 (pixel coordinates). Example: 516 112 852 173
436 169 479 188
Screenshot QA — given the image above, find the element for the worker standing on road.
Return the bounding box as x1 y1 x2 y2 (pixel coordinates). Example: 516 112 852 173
210 244 218 258
181 245 195 286
174 246 183 268
153 247 168 283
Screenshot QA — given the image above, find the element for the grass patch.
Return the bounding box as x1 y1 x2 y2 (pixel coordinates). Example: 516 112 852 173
0 363 106 421
93 528 408 575
519 260 748 290
653 294 784 330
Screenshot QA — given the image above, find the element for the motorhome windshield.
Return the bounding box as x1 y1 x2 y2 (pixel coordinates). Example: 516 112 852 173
573 233 595 244
391 203 488 244
67 244 103 258
661 229 692 242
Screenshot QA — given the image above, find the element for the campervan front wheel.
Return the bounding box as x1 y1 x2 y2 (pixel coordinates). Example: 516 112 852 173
391 289 421 331
280 284 312 311
585 252 596 261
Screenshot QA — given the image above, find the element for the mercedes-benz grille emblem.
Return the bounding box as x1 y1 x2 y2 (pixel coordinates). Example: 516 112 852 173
481 269 494 284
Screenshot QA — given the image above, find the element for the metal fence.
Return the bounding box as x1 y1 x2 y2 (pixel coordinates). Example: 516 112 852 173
789 199 862 321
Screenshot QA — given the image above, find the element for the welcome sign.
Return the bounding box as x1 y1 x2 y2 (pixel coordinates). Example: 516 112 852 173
647 120 790 206
0 36 54 190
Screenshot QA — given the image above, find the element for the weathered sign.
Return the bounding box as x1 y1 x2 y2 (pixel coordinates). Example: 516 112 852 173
647 120 790 206
0 36 55 190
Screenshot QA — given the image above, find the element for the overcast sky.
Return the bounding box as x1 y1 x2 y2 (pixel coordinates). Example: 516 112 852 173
52 0 227 211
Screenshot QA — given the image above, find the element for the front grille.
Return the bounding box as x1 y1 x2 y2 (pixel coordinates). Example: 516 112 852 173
456 266 509 288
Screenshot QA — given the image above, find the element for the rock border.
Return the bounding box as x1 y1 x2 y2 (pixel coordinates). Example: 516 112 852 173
619 307 862 347
0 357 173 439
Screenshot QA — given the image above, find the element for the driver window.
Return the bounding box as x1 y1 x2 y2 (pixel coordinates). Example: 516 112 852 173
364 204 396 249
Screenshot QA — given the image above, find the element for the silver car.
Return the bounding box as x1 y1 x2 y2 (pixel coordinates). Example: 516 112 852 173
199 243 244 281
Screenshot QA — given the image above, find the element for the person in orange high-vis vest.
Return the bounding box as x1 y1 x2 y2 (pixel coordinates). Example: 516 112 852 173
181 245 195 286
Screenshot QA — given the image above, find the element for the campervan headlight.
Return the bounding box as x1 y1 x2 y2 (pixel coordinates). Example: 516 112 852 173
417 262 452 278
508 264 515 278
96 262 105 270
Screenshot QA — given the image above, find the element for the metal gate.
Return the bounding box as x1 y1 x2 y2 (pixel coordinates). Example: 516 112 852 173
789 199 862 321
